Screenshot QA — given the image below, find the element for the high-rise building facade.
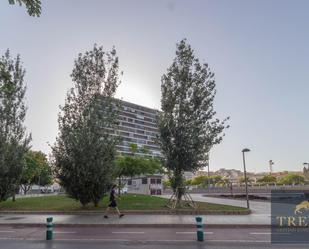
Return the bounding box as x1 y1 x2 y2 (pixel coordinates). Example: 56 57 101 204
115 99 161 157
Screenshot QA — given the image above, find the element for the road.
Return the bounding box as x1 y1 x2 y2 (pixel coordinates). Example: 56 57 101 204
0 225 273 242
1 240 309 249
0 225 307 247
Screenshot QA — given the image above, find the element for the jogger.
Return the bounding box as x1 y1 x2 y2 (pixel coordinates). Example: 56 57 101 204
104 184 124 218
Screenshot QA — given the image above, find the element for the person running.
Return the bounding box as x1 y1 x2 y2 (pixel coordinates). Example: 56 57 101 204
104 184 124 218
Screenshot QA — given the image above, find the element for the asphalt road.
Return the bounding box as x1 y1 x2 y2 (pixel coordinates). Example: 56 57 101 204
0 226 274 242
0 225 306 245
1 240 309 249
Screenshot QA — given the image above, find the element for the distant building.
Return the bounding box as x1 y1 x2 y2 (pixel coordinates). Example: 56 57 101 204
126 174 163 195
183 171 195 181
214 168 243 183
115 99 161 157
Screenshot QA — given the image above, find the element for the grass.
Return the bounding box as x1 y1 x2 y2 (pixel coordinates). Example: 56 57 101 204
0 194 248 212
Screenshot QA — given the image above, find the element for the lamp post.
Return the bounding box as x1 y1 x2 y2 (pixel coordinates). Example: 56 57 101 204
242 148 250 209
205 153 210 189
269 160 274 175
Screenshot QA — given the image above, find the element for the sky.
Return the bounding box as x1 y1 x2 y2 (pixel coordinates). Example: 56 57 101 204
0 0 308 173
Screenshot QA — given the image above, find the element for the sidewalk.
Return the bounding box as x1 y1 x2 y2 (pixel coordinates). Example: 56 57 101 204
0 213 270 227
162 194 271 215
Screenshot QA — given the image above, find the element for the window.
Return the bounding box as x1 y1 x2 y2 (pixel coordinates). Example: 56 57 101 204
142 178 148 184
150 178 156 184
156 179 161 184
127 180 132 185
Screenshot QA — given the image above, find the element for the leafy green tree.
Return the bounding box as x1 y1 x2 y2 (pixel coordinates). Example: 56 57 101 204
158 39 229 201
257 175 277 184
184 179 192 186
8 0 41 17
162 179 171 189
191 176 208 186
52 45 121 207
238 176 254 184
115 144 162 194
0 50 31 202
279 174 305 185
20 150 51 194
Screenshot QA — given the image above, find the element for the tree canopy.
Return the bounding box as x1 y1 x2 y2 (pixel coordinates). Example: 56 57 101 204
0 50 31 201
8 0 41 17
20 150 52 194
158 39 229 199
257 175 277 184
278 174 305 185
52 45 121 207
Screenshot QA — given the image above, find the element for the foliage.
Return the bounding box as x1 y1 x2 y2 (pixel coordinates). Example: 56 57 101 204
8 0 41 17
191 175 208 186
162 179 171 188
257 175 277 183
238 176 254 184
190 175 227 187
0 50 31 201
278 174 305 185
52 45 121 207
115 143 162 193
20 150 52 194
157 39 229 199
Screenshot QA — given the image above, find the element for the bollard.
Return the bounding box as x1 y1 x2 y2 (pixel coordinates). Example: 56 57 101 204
46 217 53 240
195 216 204 242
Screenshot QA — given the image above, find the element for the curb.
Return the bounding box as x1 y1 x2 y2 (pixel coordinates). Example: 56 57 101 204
0 210 251 215
0 223 270 229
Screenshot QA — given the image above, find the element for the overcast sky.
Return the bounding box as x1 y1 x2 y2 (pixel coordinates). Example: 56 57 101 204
1 0 308 173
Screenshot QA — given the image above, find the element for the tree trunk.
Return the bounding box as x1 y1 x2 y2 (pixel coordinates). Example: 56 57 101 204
172 169 184 205
118 176 121 195
12 184 16 202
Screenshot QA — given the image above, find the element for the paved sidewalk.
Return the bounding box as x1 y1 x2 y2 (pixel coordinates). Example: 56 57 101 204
0 212 270 227
162 194 270 215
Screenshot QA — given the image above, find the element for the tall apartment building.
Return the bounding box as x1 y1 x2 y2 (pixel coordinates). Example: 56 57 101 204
115 99 161 157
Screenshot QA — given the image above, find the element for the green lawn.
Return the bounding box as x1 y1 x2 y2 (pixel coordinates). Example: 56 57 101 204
0 194 248 212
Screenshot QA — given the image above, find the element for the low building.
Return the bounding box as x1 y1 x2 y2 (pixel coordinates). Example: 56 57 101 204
126 174 163 195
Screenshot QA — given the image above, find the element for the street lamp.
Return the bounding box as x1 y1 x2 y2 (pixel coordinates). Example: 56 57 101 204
242 148 250 209
269 160 274 175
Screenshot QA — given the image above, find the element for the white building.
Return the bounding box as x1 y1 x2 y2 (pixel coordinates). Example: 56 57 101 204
126 174 163 195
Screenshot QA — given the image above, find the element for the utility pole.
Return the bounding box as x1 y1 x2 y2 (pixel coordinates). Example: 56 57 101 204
242 148 250 209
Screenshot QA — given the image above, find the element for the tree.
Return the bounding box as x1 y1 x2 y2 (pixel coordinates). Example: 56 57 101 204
158 39 229 201
257 175 277 184
8 0 41 17
52 45 121 207
114 143 162 194
162 179 171 189
191 176 208 186
279 174 305 185
20 150 52 194
0 50 31 202
238 176 254 184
